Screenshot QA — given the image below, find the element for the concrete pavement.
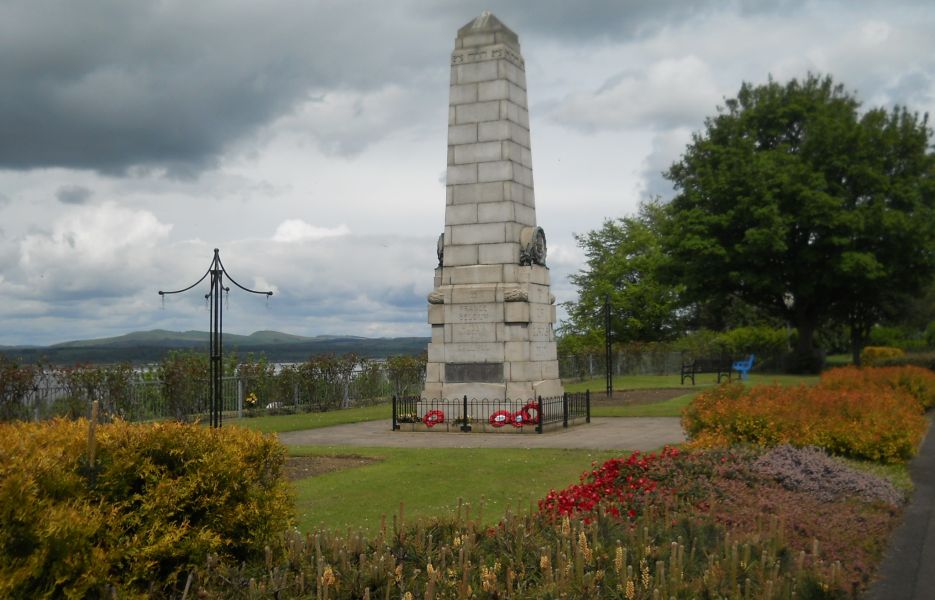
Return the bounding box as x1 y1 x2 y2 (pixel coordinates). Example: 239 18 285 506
277 416 686 451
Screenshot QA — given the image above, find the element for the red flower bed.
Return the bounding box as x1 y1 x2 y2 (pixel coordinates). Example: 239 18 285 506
539 447 684 522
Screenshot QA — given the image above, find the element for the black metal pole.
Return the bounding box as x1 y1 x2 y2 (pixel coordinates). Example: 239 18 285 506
159 248 273 428
562 392 568 428
461 394 471 432
604 294 613 399
536 395 543 434
392 396 398 430
586 389 591 423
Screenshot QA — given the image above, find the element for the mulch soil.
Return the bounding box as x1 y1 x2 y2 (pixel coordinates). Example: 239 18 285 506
588 387 693 406
284 455 381 481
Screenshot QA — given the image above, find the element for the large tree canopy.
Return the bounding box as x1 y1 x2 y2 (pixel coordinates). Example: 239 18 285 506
562 202 683 348
662 74 935 370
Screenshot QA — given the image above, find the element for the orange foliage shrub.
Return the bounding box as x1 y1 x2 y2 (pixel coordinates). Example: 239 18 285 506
683 368 930 463
820 365 935 410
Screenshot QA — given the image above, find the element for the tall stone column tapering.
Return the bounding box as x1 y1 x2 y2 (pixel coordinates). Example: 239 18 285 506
422 12 563 406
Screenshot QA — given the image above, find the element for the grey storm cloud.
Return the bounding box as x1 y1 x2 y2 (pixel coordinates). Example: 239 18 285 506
55 185 93 205
0 0 824 175
0 0 457 174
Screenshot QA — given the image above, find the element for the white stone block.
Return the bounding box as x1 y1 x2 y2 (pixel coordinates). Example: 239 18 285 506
498 60 527 88
449 106 455 125
533 378 563 399
446 302 503 323
451 322 497 343
506 381 534 402
453 61 498 85
451 182 505 205
451 284 497 304
442 264 503 285
425 361 441 383
444 244 479 267
513 164 533 187
445 203 477 225
450 222 506 245
428 304 445 324
449 83 478 105
541 361 560 380
509 122 531 148
478 160 513 183
444 382 505 403
456 101 500 124
445 342 504 363
421 382 443 401
497 323 529 342
529 303 552 323
447 164 477 185
550 304 557 323
478 79 509 101
478 242 519 264
501 265 550 285
504 302 530 323
477 121 510 142
530 342 557 361
427 342 444 362
508 82 527 106
528 323 552 341
514 203 535 226
461 32 496 47
431 324 445 343
501 141 529 167
508 361 542 382
448 124 478 145
477 201 514 223
454 141 502 164
526 283 550 304
505 342 530 362
447 146 454 166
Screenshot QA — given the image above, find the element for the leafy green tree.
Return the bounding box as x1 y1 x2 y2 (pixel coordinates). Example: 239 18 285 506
663 74 935 370
562 201 684 347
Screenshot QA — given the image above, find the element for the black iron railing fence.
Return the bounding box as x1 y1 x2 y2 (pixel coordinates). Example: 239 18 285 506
391 392 590 433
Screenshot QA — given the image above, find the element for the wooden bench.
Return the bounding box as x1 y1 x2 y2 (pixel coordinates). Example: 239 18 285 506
680 357 733 385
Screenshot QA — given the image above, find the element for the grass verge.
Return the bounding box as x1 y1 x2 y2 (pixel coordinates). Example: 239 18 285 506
227 404 389 434
287 445 624 535
564 372 820 393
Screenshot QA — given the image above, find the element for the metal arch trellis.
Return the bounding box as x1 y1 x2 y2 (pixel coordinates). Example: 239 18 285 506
159 248 273 428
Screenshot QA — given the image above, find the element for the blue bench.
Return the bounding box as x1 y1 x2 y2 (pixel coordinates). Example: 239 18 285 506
731 354 755 380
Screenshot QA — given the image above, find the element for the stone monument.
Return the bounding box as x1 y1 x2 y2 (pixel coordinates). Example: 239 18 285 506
422 12 563 408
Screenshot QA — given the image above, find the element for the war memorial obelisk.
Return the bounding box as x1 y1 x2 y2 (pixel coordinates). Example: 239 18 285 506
422 12 563 408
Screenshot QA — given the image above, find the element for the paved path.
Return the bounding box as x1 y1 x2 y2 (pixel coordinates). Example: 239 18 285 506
867 424 935 600
277 417 686 451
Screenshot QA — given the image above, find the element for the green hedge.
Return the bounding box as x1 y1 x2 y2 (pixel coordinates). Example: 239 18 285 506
0 419 293 598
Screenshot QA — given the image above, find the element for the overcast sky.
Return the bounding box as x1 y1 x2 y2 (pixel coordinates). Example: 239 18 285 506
1 0 933 346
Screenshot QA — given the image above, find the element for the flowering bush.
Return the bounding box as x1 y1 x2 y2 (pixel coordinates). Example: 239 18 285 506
820 365 935 410
682 366 933 462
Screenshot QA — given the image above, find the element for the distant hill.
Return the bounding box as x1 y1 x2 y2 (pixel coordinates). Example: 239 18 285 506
1 329 427 365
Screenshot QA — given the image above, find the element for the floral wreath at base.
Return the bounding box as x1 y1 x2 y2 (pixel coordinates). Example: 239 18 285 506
489 410 512 427
423 409 445 427
520 402 539 425
488 402 541 428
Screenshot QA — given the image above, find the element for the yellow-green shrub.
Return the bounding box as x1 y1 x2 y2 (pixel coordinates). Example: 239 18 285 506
860 345 905 366
0 419 293 599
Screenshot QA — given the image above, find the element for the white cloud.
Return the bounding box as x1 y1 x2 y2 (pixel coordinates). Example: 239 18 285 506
272 219 351 243
17 202 172 296
551 55 721 132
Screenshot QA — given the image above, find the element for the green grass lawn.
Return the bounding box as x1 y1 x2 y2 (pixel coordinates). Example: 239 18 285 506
564 372 820 393
227 404 389 434
287 446 624 535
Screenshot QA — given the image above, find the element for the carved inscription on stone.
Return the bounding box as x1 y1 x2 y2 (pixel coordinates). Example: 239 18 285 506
453 304 492 323
446 362 504 383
